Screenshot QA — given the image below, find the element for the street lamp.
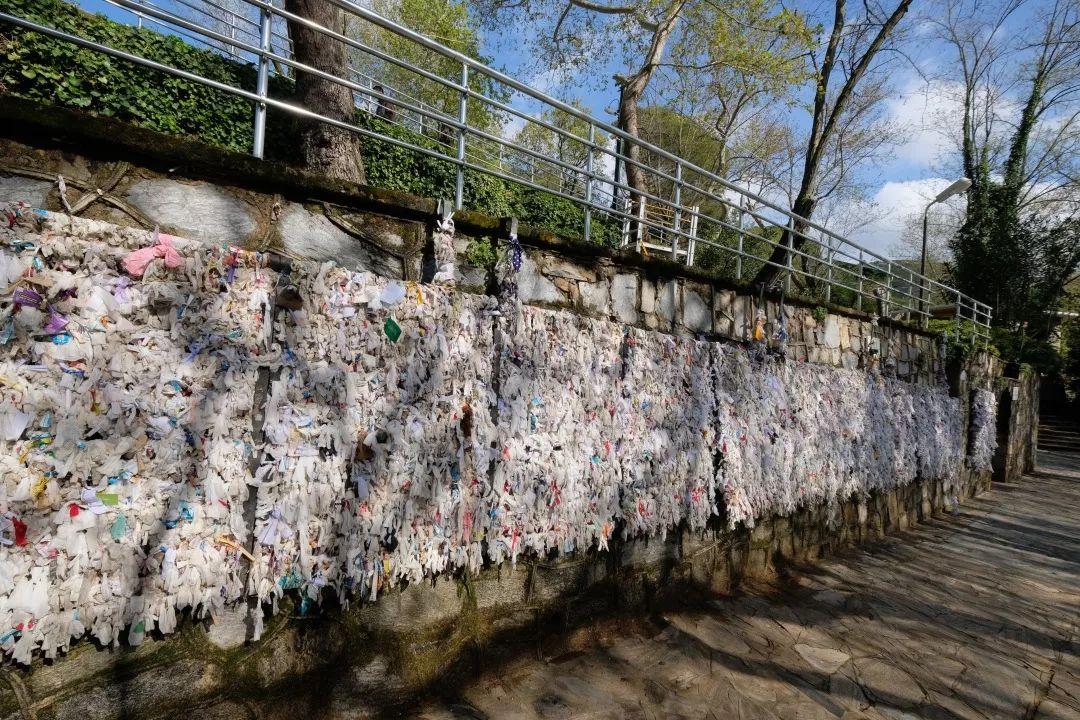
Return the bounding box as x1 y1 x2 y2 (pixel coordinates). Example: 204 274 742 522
920 177 971 322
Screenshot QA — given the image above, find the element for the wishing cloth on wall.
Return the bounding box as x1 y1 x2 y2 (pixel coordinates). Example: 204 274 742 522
968 388 998 471
248 260 497 614
0 207 274 662
0 207 989 662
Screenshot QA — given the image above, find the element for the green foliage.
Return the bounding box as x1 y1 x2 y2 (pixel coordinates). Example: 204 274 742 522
348 0 504 134
358 114 620 242
513 102 607 197
463 237 496 269
953 180 1080 337
691 224 779 282
811 306 827 323
0 0 292 152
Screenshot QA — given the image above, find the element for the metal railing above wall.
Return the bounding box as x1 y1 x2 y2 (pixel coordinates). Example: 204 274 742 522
0 0 993 344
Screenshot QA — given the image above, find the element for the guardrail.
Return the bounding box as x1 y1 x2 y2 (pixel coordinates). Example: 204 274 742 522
0 0 993 344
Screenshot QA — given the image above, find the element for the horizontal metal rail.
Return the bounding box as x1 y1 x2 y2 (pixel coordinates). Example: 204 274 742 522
0 0 992 345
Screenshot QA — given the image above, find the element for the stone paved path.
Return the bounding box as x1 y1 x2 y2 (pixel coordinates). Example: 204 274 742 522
420 452 1080 719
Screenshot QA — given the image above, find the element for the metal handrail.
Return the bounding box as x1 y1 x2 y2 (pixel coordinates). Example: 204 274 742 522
0 0 993 344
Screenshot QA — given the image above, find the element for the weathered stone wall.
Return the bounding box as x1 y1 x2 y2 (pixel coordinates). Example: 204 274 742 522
993 370 1040 483
452 241 940 384
0 100 1016 720
0 99 941 388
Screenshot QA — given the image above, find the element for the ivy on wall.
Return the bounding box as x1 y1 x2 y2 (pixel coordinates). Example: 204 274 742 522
0 0 623 247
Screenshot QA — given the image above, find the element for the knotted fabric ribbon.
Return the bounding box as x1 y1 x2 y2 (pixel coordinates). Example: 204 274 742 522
121 228 183 278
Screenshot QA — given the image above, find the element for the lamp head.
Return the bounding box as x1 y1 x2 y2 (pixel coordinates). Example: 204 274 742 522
935 177 972 202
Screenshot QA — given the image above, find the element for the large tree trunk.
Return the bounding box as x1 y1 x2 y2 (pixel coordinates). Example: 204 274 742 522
613 0 686 240
752 0 912 286
618 77 648 210
285 0 365 184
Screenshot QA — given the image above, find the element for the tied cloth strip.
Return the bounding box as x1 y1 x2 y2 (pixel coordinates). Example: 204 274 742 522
121 227 184 278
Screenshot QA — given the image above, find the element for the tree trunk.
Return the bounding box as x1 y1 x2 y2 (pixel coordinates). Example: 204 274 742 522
618 77 648 210
285 0 365 184
613 0 686 241
752 0 912 285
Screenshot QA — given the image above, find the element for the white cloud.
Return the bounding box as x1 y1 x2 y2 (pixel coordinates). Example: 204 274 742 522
846 178 966 258
885 78 965 169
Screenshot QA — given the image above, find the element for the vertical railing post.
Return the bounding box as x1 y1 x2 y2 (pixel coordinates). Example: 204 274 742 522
455 63 469 210
824 233 834 304
909 267 918 321
954 293 962 341
884 261 894 318
251 5 272 159
584 123 594 243
735 204 744 281
973 303 980 345
635 199 645 252
856 251 864 312
687 207 699 266
785 218 794 295
920 273 928 329
671 161 683 262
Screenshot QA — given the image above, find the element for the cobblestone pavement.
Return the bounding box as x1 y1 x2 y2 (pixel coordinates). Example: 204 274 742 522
420 452 1080 720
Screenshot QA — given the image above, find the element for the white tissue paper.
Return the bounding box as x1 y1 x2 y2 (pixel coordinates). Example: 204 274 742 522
0 206 274 661
968 388 998 471
249 261 497 607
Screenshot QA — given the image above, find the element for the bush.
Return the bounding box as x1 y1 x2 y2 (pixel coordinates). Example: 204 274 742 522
0 0 294 152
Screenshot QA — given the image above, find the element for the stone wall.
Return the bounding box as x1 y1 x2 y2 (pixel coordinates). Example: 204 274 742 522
993 370 1040 483
0 99 941 387
0 99 1017 720
454 241 940 384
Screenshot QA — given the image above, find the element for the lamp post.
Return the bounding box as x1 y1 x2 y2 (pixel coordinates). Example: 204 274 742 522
920 177 971 323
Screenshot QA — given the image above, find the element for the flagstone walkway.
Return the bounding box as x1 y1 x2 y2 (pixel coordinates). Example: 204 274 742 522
420 451 1080 719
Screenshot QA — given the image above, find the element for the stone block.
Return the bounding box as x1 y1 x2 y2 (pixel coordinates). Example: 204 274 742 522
205 604 249 650
640 279 656 314
516 252 567 304
682 287 712 333
658 280 678 323
126 179 255 245
579 278 611 315
0 176 52 207
823 316 841 349
622 535 679 568
458 264 489 290
540 257 597 282
278 203 403 278
474 567 529 610
733 296 753 340
714 290 736 337
51 660 219 720
611 273 639 324
360 577 464 633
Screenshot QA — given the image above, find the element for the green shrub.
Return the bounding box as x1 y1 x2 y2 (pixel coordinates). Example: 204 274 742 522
0 0 293 152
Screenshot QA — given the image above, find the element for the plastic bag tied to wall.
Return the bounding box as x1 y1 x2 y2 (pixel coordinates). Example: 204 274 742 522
0 207 991 661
